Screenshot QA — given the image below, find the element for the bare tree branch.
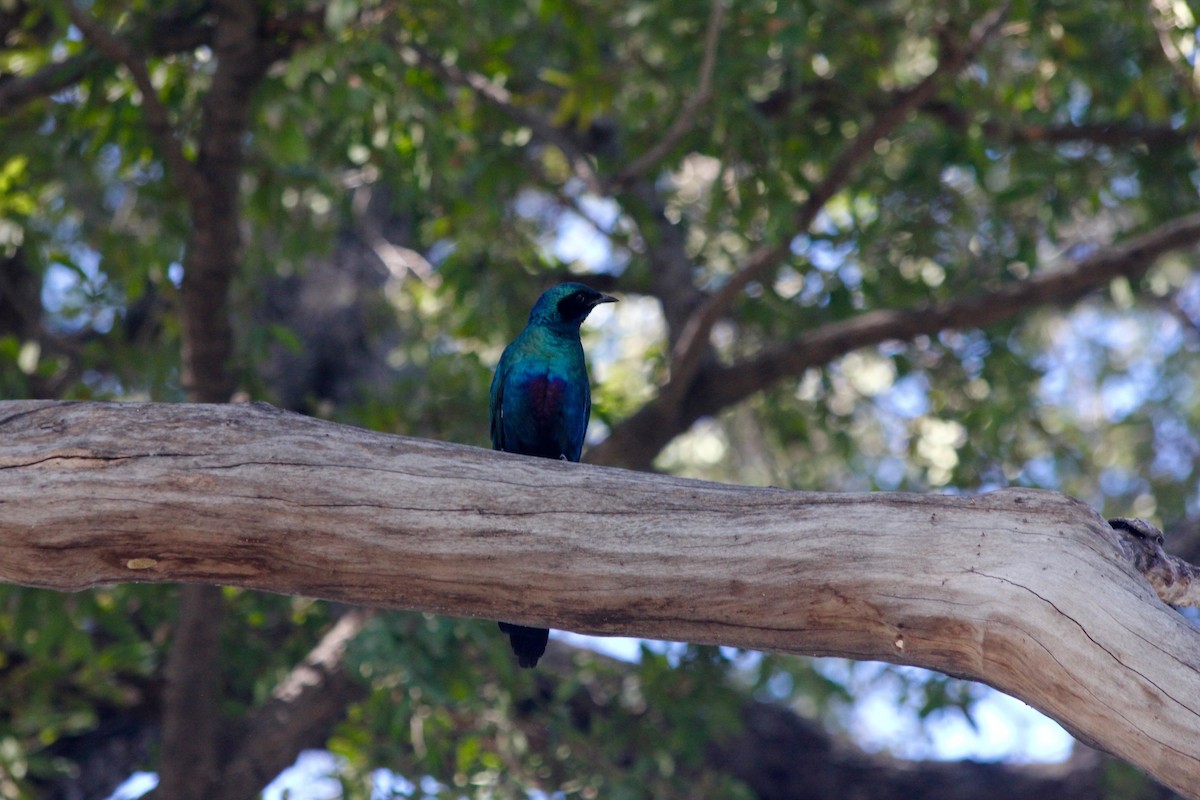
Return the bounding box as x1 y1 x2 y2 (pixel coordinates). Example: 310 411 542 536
613 0 726 185
215 609 373 800
66 5 200 194
351 185 436 285
1 400 1199 797
662 6 1010 409
592 210 1200 470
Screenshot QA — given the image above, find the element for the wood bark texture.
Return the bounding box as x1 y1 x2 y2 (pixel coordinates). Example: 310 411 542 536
1 400 1198 796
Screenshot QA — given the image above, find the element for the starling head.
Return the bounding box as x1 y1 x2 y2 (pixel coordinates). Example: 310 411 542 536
526 283 618 328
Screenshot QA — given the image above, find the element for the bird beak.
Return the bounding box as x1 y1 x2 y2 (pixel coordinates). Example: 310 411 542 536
595 294 618 306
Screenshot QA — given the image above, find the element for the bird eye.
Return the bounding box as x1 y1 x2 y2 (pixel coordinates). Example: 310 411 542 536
557 290 594 320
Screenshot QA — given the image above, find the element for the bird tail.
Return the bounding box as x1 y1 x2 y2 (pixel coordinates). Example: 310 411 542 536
498 622 549 668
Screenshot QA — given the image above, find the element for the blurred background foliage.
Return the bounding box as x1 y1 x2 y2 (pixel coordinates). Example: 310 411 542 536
1 0 1199 797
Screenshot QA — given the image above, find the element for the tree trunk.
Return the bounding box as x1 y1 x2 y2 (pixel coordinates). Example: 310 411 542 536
1 400 1198 797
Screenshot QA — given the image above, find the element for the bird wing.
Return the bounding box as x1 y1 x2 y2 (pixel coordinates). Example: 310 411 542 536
572 380 590 463
489 344 512 451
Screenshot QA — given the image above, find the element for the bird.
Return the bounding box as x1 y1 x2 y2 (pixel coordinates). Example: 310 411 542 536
490 282 617 667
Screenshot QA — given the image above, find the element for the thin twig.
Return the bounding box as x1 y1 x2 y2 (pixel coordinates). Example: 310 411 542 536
66 5 199 193
398 39 605 194
660 5 1010 407
614 0 726 185
1147 0 1200 104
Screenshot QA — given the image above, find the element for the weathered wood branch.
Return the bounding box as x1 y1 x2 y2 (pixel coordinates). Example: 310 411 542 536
1 400 1199 796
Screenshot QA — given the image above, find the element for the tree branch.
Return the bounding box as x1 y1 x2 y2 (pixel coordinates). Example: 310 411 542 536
0 9 213 116
1 400 1199 797
147 4 287 797
1148 0 1200 103
215 608 372 800
922 102 1198 149
715 702 1122 800
543 648 1137 800
395 32 709 343
398 39 604 194
592 209 1200 470
1111 518 1200 607
159 583 225 800
386 15 729 347
0 51 103 115
613 0 726 186
718 209 1200 402
66 5 200 194
176 2 278 404
663 6 1010 408
351 185 436 285
617 177 710 344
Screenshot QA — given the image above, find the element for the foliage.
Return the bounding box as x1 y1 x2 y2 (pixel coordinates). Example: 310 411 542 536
1 0 1198 796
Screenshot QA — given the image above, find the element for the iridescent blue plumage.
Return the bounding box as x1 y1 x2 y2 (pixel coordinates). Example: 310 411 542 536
490 283 617 667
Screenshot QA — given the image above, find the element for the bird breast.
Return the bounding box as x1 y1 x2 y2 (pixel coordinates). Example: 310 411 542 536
520 372 571 423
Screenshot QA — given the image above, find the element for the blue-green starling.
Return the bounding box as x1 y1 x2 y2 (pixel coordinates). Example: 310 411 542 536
490 282 617 667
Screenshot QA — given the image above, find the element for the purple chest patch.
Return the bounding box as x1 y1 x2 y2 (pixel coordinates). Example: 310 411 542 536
524 374 568 422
